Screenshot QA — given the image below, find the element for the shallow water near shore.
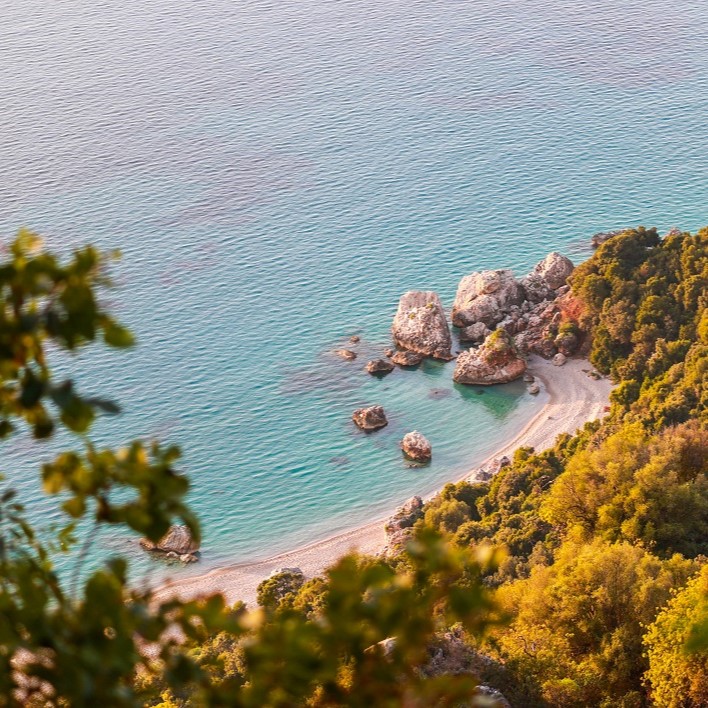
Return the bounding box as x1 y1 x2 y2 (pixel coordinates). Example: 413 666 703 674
1 0 707 581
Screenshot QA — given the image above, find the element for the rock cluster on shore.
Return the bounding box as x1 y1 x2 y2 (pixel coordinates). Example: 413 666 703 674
453 252 580 378
467 456 511 483
453 330 527 385
329 249 581 558
140 524 200 562
383 496 424 556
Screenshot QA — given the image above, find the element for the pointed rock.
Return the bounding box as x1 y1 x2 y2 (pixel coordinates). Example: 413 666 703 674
392 291 452 360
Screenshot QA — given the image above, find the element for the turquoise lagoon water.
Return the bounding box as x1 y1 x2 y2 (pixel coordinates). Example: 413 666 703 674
1 0 707 581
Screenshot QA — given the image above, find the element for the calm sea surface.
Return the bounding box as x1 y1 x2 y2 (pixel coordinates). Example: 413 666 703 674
1 0 707 581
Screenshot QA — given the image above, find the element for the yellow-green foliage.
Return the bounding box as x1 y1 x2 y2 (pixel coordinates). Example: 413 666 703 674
541 421 707 557
492 541 698 707
644 566 708 707
414 228 707 705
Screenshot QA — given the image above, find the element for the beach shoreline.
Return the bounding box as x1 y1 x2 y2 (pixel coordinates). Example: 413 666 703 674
152 355 613 607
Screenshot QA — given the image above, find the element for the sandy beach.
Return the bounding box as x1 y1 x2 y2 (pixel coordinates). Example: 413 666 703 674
153 355 613 607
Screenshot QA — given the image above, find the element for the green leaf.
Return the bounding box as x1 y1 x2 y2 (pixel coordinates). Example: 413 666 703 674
103 320 135 348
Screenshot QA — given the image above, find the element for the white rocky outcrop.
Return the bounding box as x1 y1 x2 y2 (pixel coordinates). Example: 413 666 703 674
392 291 453 360
400 431 432 462
451 269 524 328
520 252 574 303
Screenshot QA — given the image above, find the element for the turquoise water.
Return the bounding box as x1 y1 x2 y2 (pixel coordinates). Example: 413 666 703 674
1 0 707 582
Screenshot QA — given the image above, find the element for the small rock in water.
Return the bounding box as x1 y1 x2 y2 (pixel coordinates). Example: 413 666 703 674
400 431 432 462
334 349 357 360
552 352 567 366
523 372 535 383
352 405 388 431
140 524 200 556
391 350 424 367
365 358 395 375
180 553 198 563
427 388 452 399
349 335 361 343
384 348 394 357
527 383 540 394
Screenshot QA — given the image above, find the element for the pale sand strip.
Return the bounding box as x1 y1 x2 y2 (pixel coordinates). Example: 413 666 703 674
152 356 612 607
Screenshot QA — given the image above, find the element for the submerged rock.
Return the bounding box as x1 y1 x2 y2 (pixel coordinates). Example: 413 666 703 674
334 348 357 360
349 335 361 344
365 358 395 375
453 330 526 385
591 229 624 248
527 382 540 394
523 372 535 383
140 525 200 556
391 350 424 367
352 405 388 431
392 291 453 360
400 431 432 462
451 269 524 328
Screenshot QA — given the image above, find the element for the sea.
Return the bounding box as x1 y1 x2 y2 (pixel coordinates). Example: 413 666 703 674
1 0 707 582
